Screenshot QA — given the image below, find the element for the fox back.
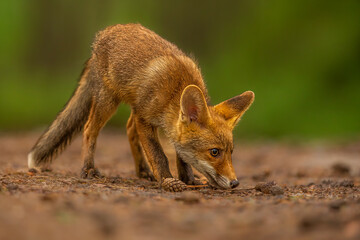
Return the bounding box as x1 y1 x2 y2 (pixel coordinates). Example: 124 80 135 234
91 24 208 126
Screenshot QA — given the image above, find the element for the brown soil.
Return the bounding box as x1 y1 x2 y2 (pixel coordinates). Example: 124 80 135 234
0 130 359 240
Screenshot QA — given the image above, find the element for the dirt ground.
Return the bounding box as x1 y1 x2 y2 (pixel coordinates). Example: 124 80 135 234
0 130 359 240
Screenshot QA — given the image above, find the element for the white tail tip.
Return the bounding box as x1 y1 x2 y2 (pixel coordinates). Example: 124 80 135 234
27 152 37 169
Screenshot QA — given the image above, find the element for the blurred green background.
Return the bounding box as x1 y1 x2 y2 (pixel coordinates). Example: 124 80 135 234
1 0 359 140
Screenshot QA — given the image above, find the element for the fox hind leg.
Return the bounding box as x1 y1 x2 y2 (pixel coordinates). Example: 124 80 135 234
126 112 155 181
81 91 119 179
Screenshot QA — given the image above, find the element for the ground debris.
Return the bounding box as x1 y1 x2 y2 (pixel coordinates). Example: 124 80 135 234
6 183 19 192
175 191 200 204
255 181 284 195
329 200 347 210
40 193 57 202
27 168 38 176
90 211 117 236
0 132 359 240
161 178 187 192
331 162 351 176
321 179 354 188
105 176 123 184
299 212 342 231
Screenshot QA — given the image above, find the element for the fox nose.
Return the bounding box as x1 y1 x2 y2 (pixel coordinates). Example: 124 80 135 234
230 179 239 188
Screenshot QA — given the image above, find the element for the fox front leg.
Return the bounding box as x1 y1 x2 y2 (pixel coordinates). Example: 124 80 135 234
134 117 186 192
176 153 203 185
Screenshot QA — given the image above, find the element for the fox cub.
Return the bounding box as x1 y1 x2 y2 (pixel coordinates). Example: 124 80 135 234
28 24 254 191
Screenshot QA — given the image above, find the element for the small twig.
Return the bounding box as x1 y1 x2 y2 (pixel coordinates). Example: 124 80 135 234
186 185 208 188
230 187 255 192
186 184 255 192
209 187 255 193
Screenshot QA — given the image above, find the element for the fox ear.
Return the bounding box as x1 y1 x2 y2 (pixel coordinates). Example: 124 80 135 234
180 85 210 125
215 91 254 128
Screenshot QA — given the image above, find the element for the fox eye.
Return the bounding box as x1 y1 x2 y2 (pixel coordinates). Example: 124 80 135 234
209 148 220 157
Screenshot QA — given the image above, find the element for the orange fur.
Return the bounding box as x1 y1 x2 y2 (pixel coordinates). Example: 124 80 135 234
29 24 255 189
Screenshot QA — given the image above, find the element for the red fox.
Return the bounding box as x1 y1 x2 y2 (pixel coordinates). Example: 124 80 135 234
28 24 254 191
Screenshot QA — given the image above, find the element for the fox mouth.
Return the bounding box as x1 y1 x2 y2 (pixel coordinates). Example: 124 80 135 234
189 162 227 189
189 160 231 189
202 172 230 189
176 150 231 189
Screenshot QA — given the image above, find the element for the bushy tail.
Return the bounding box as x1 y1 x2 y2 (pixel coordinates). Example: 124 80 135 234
28 62 93 168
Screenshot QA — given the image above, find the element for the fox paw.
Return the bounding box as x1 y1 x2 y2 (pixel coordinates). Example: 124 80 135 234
161 178 187 192
80 167 102 179
186 179 207 186
139 170 156 182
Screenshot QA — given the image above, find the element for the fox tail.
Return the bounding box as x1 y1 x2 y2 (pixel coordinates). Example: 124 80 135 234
28 61 93 169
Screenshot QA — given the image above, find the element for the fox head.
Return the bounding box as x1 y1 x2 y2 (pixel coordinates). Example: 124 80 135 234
175 85 254 189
